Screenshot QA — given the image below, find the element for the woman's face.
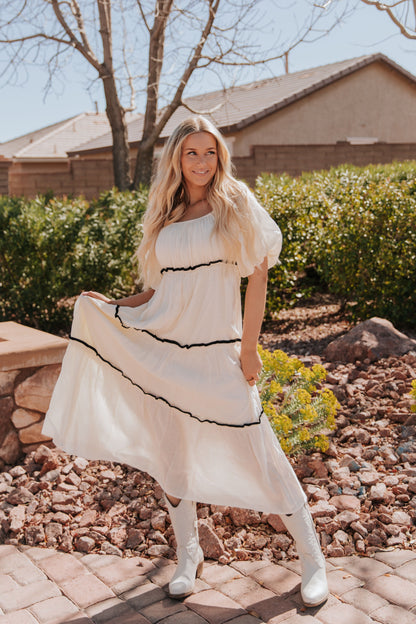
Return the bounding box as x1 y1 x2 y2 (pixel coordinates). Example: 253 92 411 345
180 132 218 193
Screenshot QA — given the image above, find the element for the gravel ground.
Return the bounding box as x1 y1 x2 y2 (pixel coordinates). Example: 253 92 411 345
1 295 415 563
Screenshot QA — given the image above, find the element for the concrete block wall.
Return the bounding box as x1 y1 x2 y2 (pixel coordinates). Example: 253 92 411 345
234 142 416 186
0 157 11 195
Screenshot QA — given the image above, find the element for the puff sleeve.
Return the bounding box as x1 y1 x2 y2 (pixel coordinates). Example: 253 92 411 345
237 194 282 278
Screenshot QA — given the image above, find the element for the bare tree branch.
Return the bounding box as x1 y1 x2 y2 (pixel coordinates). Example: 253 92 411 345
0 0 364 188
0 32 71 45
151 0 220 145
320 0 416 39
136 0 151 32
51 0 102 70
360 0 416 38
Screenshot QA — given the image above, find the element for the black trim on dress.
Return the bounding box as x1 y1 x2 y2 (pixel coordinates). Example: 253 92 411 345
114 305 241 349
160 259 235 274
69 334 263 429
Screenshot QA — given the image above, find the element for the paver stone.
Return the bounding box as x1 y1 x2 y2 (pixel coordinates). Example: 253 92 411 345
340 586 388 614
370 603 416 624
185 588 246 624
29 596 80 624
329 555 391 580
365 574 416 610
0 610 38 624
316 603 373 624
60 574 115 609
139 597 188 623
394 560 416 583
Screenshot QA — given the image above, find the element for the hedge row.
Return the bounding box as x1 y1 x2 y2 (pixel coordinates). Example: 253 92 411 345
1 161 415 333
0 190 146 333
256 161 416 328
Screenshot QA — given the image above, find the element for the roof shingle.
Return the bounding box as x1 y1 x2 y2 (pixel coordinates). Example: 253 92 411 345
69 53 416 156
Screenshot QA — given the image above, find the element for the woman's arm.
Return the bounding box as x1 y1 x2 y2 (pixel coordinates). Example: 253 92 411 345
81 289 155 307
240 257 268 386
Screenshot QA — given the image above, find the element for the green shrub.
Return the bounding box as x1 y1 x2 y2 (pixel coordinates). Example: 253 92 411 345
256 161 416 327
312 164 416 327
0 189 147 333
2 160 416 334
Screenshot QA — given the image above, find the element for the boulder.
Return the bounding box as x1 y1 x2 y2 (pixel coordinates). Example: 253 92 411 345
324 317 416 363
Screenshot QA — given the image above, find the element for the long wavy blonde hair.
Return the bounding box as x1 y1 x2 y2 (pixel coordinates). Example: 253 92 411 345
137 115 258 288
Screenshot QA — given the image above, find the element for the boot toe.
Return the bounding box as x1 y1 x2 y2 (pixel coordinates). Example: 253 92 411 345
301 569 329 607
168 578 193 599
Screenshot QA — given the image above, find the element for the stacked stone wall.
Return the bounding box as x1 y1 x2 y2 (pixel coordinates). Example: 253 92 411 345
0 365 61 467
0 322 67 467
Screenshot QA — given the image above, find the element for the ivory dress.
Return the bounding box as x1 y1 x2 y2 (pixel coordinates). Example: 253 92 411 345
43 197 306 514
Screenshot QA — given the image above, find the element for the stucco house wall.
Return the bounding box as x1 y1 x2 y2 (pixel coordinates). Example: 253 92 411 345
231 61 416 157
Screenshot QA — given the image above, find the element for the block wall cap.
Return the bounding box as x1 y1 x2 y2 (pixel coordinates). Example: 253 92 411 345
0 321 68 371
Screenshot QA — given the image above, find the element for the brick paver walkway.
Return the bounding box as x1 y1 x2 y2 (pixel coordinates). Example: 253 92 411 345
1 544 416 624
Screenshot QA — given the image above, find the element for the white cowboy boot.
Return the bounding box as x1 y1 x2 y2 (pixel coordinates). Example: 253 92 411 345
165 497 204 599
281 504 329 607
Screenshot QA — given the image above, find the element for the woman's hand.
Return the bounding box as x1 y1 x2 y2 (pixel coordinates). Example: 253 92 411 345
80 291 112 303
240 348 262 386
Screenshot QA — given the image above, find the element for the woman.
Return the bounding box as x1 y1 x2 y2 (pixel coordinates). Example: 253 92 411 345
43 116 328 607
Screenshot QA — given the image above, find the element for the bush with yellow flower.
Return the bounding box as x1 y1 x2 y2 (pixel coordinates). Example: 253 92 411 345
410 380 416 413
257 345 339 456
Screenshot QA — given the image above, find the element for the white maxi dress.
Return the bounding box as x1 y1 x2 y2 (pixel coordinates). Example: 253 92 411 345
43 198 307 515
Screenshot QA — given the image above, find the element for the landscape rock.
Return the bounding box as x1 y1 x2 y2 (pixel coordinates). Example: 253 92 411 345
329 495 360 512
75 535 95 553
25 524 45 546
368 483 387 502
1 309 416 563
266 514 287 532
229 507 261 526
7 487 34 505
198 519 227 559
324 317 416 362
9 505 26 532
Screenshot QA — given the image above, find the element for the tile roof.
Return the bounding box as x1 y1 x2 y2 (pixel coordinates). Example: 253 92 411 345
0 113 113 160
70 53 416 156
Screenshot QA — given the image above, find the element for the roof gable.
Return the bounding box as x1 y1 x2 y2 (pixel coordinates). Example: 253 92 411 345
1 113 112 160
0 115 81 158
56 54 416 156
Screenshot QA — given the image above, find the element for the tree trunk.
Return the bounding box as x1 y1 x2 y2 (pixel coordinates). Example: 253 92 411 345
102 74 131 190
96 0 131 191
133 140 155 188
132 0 173 188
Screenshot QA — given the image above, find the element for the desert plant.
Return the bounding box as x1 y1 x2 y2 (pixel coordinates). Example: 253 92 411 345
257 345 338 456
410 380 416 413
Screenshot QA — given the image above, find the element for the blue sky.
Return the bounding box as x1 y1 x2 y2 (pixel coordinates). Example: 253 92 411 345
0 1 414 143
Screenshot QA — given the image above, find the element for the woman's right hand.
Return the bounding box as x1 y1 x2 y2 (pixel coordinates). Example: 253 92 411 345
80 291 111 303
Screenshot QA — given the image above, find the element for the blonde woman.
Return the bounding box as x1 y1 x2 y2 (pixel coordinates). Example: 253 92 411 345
43 116 328 607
